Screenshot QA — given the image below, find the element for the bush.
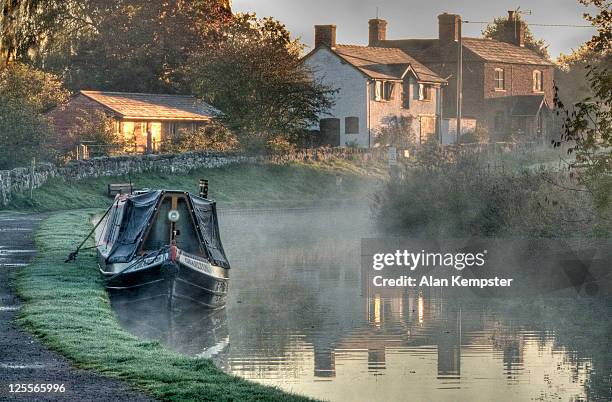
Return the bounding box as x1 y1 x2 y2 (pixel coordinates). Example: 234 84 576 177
163 122 239 153
460 126 489 144
374 116 417 148
376 151 602 238
61 109 121 158
266 136 296 154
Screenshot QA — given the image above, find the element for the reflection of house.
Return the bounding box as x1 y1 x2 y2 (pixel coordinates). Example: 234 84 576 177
373 11 555 142
48 91 219 153
303 24 446 148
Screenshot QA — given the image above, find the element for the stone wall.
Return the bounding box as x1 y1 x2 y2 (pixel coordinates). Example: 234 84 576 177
0 163 59 207
0 148 366 207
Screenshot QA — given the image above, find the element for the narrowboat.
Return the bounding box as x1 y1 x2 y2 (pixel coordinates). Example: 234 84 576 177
94 189 230 309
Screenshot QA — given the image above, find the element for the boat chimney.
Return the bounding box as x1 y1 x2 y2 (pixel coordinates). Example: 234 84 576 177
199 179 209 198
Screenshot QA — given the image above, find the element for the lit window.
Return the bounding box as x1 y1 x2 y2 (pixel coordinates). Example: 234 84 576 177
494 68 505 90
533 70 543 92
345 117 359 134
122 121 135 139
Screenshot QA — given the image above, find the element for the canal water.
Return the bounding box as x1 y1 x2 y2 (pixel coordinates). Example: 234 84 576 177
113 207 611 402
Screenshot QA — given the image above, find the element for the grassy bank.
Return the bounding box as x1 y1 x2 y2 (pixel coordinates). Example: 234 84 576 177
13 211 314 401
5 158 385 212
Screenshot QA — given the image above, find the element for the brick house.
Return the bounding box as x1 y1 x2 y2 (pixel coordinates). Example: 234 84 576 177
302 25 446 148
47 91 219 153
373 11 555 142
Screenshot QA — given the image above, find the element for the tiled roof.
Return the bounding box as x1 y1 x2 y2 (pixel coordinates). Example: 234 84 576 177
462 38 553 66
80 91 219 121
332 45 446 83
379 38 553 66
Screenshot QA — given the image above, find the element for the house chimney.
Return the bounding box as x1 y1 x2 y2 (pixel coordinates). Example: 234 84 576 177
502 11 526 47
314 25 337 48
368 19 387 46
438 13 461 43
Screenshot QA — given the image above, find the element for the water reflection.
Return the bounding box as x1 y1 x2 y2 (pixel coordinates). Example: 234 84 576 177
112 207 611 402
111 297 229 358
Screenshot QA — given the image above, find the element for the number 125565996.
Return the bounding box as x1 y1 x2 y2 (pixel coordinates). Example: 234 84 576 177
8 383 66 393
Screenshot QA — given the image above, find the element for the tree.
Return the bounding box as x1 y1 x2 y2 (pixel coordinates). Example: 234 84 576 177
554 0 612 180
0 62 70 112
0 0 98 64
555 45 602 106
0 62 69 168
482 14 550 59
187 13 335 151
0 96 52 169
1 0 233 92
57 0 233 92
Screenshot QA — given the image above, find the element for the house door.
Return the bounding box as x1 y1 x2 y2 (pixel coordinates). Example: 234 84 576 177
419 116 436 144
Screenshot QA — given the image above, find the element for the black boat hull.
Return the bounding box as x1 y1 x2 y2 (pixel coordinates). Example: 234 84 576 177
104 260 228 309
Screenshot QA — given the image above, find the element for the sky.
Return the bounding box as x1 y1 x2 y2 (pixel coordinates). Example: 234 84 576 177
232 0 597 60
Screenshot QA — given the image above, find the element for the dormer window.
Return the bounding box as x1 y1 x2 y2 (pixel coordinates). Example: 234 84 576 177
419 84 432 101
533 70 543 92
374 80 394 101
494 68 505 90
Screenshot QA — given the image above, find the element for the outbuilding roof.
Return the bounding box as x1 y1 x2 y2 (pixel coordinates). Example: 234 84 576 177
80 91 219 121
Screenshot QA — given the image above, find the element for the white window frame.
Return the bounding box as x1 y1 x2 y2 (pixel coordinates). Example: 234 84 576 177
374 80 395 102
374 81 383 101
384 81 394 101
494 68 505 90
533 70 543 92
418 84 432 101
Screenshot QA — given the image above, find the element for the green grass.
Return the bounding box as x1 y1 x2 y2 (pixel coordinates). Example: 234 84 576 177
13 211 316 401
4 158 386 212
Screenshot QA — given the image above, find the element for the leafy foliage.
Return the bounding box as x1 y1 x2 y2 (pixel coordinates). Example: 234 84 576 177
0 96 52 169
0 62 69 112
187 13 335 152
460 126 489 144
64 109 120 158
553 0 612 180
482 14 550 59
0 62 69 169
555 44 610 105
376 151 601 237
1 0 233 93
164 122 239 153
374 116 417 148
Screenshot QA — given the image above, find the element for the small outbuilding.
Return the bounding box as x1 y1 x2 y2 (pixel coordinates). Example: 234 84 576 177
47 90 219 153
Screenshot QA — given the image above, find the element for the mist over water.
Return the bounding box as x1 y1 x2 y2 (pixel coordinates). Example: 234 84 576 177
112 206 611 402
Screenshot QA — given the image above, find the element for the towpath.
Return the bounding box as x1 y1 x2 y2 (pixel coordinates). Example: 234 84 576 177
0 213 154 401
